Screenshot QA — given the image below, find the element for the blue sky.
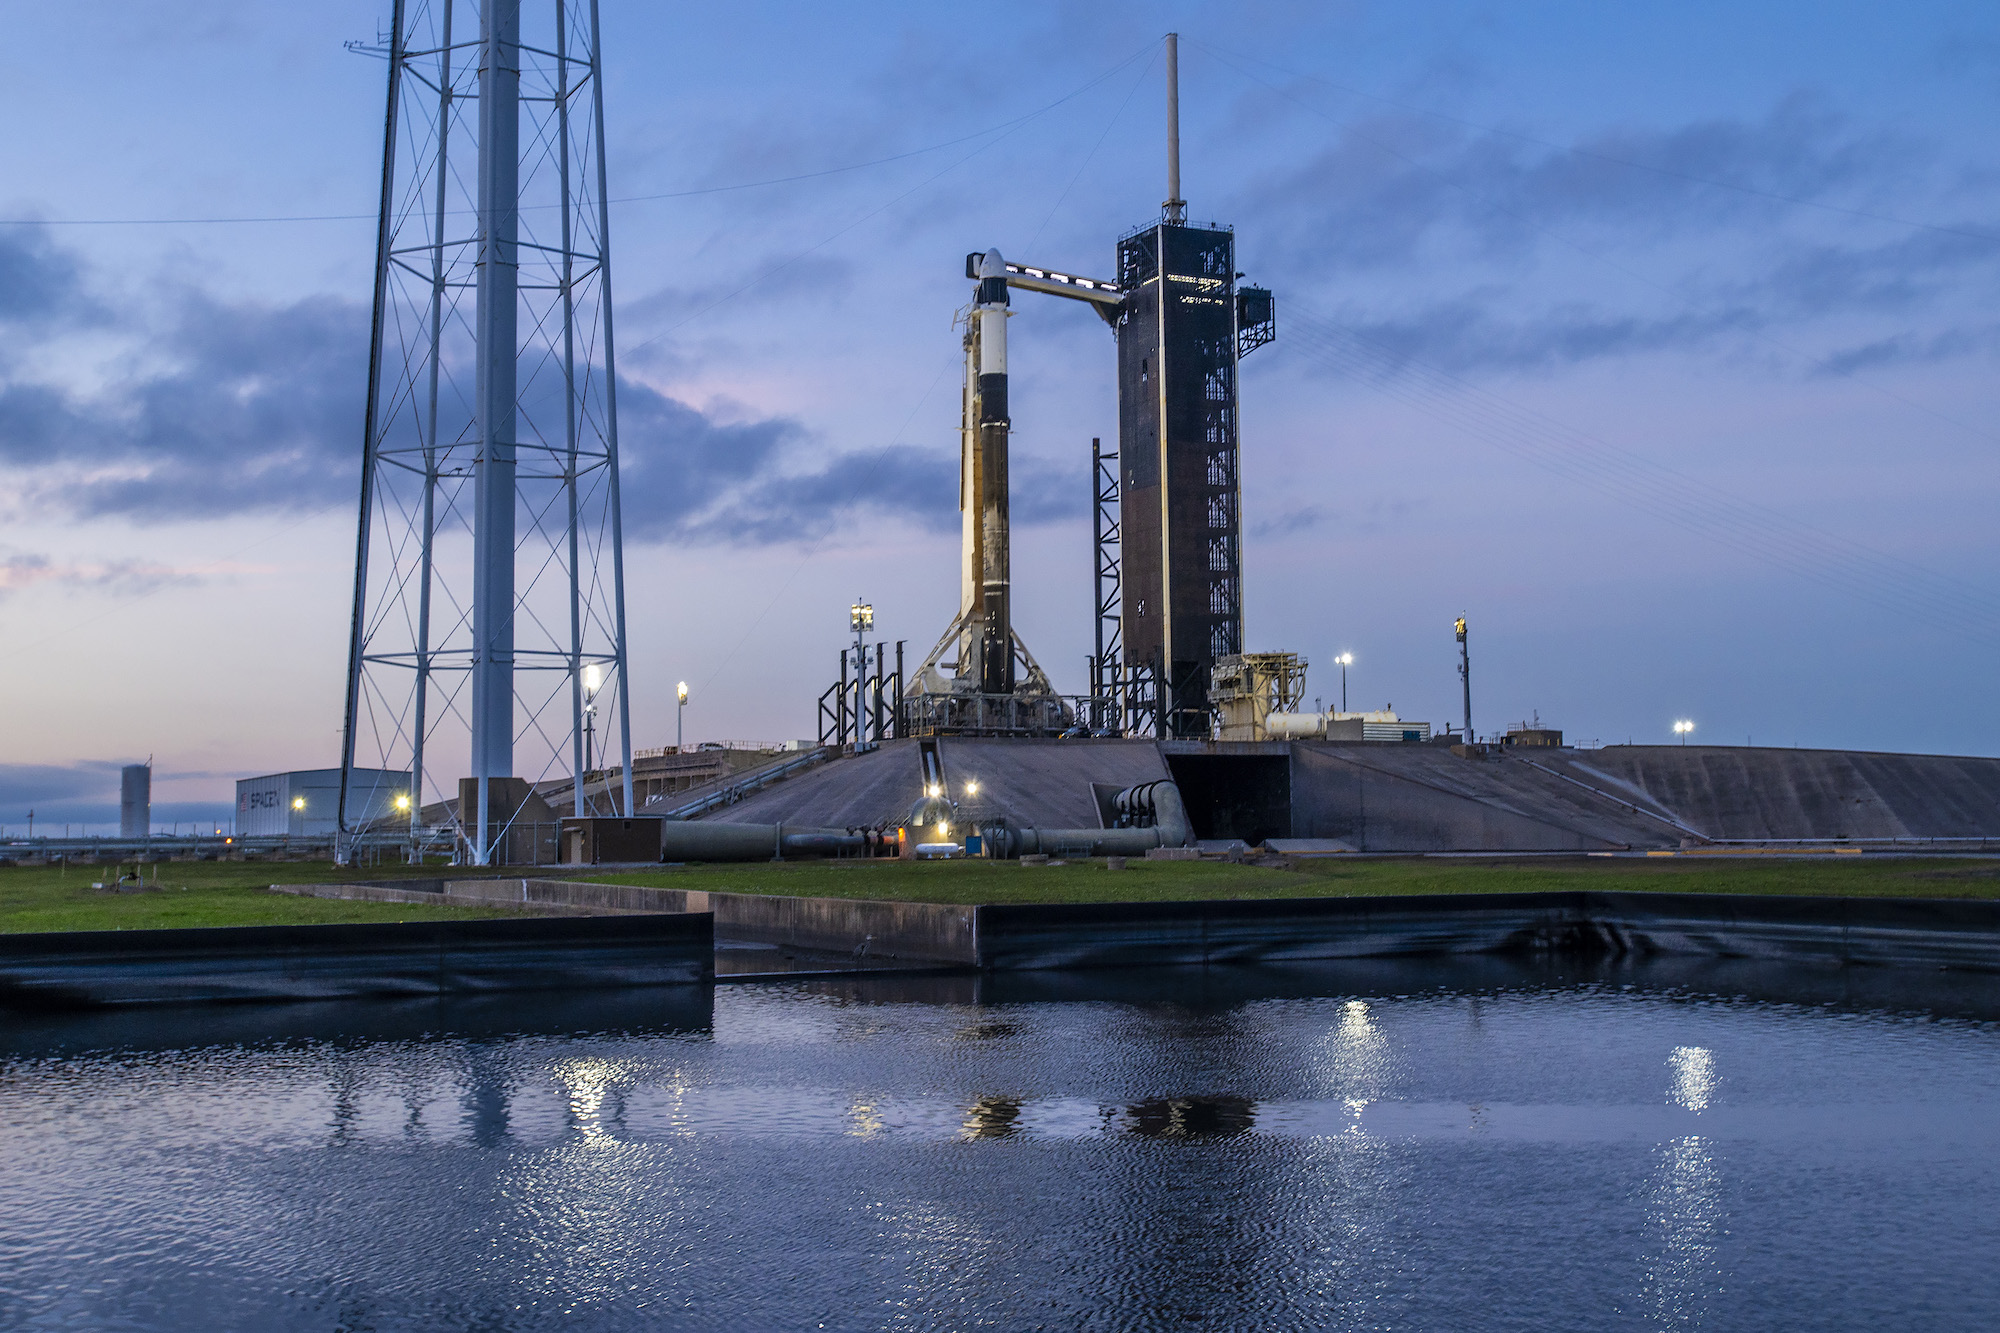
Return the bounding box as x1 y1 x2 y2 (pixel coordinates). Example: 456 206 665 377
3 0 1999 827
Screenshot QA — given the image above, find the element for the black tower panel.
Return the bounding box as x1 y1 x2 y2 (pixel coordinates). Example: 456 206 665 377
1115 222 1242 737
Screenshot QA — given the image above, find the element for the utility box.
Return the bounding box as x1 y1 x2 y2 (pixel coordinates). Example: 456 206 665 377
561 816 664 865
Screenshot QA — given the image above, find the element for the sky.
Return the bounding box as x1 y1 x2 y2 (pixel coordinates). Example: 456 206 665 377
3 0 1999 829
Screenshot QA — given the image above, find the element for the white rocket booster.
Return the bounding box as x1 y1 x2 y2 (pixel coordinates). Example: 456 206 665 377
959 248 1014 695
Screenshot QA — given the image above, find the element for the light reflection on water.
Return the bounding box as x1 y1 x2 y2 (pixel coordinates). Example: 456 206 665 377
1 964 1998 1331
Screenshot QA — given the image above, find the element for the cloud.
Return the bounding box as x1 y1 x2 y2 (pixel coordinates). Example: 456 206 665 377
0 228 98 326
0 548 202 599
639 439 1082 547
1291 297 1769 376
0 229 937 548
1255 94 1914 271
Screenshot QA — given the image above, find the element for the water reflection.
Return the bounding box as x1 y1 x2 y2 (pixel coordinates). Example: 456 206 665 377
1647 1047 1723 1325
1670 1046 1716 1113
960 1095 1022 1140
1117 1095 1258 1139
4 966 1998 1331
1646 1134 1723 1326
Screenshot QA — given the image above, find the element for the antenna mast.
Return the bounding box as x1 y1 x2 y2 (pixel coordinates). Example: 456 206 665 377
1163 33 1186 224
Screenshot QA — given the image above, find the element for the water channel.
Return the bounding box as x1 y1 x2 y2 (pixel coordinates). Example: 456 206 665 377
3 957 1997 1330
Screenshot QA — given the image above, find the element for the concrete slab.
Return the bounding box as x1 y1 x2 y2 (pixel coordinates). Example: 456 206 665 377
696 737 1169 832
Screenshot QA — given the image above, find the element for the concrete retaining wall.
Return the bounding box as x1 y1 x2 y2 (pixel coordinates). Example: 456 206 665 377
0 914 713 1009
690 891 976 964
973 892 2000 973
272 878 697 915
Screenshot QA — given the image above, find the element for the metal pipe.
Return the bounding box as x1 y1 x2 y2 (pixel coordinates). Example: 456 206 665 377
983 780 1193 858
1163 32 1185 223
340 0 408 853
659 821 865 861
411 0 450 852
471 0 523 863
559 2 586 820
590 0 636 822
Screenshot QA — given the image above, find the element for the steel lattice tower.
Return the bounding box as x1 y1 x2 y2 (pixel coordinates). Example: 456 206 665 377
339 0 633 864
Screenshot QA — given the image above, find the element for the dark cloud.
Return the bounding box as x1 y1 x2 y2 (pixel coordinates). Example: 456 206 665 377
0 547 199 599
1294 298 1768 377
1255 95 1913 271
1812 324 2000 377
1757 227 2000 317
0 228 98 326
0 231 987 548
645 441 1082 547
0 761 127 827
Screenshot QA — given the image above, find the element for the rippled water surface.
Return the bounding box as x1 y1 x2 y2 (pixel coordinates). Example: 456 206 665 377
3 960 1998 1331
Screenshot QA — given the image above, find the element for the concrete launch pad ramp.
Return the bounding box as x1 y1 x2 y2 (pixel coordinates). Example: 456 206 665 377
695 738 1168 832
1538 746 2000 842
684 734 2000 852
1287 743 1680 852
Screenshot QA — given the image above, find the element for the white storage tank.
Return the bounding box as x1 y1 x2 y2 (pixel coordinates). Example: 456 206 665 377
119 763 152 838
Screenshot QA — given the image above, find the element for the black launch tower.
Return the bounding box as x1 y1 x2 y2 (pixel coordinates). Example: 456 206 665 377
1114 221 1273 736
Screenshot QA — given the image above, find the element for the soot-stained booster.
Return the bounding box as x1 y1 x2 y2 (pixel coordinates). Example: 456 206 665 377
964 249 1014 696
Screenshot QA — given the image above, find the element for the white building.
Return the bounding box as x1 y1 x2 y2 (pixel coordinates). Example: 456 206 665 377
234 769 411 837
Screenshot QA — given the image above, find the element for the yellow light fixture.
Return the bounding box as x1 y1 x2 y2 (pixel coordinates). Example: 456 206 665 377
291 796 305 811
394 794 411 812
936 822 949 837
965 780 979 795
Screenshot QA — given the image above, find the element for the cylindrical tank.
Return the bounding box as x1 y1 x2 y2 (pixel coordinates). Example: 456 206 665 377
1265 711 1327 740
119 763 151 839
658 820 865 862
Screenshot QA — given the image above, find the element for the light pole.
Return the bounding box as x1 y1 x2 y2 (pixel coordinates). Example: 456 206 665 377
1456 616 1472 742
850 598 873 745
582 664 602 775
1674 719 1695 746
1334 653 1353 713
676 680 688 752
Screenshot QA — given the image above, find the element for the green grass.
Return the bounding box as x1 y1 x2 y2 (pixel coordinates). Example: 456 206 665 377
4 853 1994 934
588 853 2000 906
0 861 525 934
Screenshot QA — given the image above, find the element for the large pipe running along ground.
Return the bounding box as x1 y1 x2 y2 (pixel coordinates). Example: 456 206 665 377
659 821 865 862
981 780 1193 859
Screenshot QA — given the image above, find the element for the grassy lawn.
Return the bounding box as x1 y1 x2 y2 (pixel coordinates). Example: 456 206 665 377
0 861 524 935
3 854 1994 934
590 853 2000 906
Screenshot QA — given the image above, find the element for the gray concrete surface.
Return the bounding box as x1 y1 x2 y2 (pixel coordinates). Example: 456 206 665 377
699 738 1169 832
271 878 697 915
1542 746 2000 842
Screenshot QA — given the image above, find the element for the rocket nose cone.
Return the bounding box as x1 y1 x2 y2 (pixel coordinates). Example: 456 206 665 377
977 248 1006 279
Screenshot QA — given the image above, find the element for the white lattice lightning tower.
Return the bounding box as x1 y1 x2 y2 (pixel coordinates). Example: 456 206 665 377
340 0 633 863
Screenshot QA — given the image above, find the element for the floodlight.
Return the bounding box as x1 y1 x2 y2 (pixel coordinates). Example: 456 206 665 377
965 780 979 795
292 796 305 811
582 664 603 694
394 794 411 812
